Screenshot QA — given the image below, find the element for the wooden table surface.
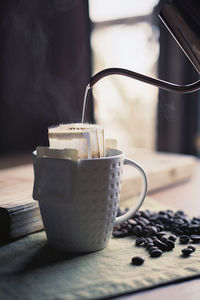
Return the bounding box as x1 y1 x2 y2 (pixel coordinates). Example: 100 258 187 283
116 160 200 300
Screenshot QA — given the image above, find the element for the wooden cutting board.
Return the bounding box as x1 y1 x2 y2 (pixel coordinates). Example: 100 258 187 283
121 148 196 199
0 149 196 242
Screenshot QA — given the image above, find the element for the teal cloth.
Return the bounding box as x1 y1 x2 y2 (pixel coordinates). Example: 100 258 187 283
1 199 200 300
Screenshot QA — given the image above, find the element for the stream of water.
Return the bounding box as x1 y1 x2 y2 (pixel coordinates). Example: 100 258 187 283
81 83 91 123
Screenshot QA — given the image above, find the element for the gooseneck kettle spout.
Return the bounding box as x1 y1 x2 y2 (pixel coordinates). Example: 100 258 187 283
89 0 200 93
81 67 200 123
89 67 200 93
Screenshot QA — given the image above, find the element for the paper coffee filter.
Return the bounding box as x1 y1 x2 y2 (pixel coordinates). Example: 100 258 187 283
49 123 104 131
48 123 105 159
36 147 78 161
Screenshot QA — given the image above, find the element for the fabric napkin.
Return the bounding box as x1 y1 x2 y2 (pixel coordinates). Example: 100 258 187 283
0 197 200 300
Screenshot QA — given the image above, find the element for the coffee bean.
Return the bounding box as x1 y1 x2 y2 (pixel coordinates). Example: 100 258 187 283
158 214 169 223
142 227 148 235
121 228 128 235
137 220 146 228
154 239 168 251
149 215 158 222
160 236 168 243
145 237 153 244
156 224 164 231
113 225 121 231
127 224 133 233
179 235 190 244
189 225 200 235
134 212 141 218
139 217 150 226
175 210 185 216
193 217 200 222
146 243 154 250
174 218 185 225
121 221 128 228
131 256 145 266
112 230 127 237
133 225 143 236
157 231 166 238
150 249 163 258
191 224 200 231
165 239 175 250
190 235 200 243
181 248 193 256
112 231 122 237
147 226 158 236
187 245 196 252
141 211 150 219
148 246 159 253
135 237 145 246
174 228 184 235
168 235 177 242
128 219 137 226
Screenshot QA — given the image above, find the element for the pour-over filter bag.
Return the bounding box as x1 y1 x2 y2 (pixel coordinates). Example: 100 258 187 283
48 123 105 159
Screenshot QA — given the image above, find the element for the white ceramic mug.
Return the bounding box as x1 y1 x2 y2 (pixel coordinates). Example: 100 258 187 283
32 148 147 253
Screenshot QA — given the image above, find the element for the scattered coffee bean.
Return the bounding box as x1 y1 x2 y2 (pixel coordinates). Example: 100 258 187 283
137 220 146 228
179 235 190 244
193 217 200 222
181 248 193 256
113 225 121 231
154 239 168 251
134 211 141 218
133 225 143 236
131 256 145 266
139 217 150 226
156 224 164 231
145 237 153 244
151 235 158 241
142 227 148 236
190 235 200 243
165 239 175 250
157 231 166 238
168 235 177 242
128 219 137 226
160 236 168 243
146 243 154 250
141 211 150 219
135 237 145 246
112 230 127 238
174 228 184 235
148 246 159 253
150 249 163 258
121 228 128 236
187 245 196 252
147 226 158 236
120 221 128 228
127 224 132 233
112 209 200 262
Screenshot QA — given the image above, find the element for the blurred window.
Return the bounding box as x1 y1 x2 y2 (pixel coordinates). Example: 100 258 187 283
88 0 159 151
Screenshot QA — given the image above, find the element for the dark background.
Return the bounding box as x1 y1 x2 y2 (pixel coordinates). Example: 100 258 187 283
0 0 93 154
155 0 199 156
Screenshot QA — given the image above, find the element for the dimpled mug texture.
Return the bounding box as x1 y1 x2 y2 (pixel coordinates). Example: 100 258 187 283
33 149 124 253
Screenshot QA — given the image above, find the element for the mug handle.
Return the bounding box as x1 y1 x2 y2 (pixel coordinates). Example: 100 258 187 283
114 158 148 225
